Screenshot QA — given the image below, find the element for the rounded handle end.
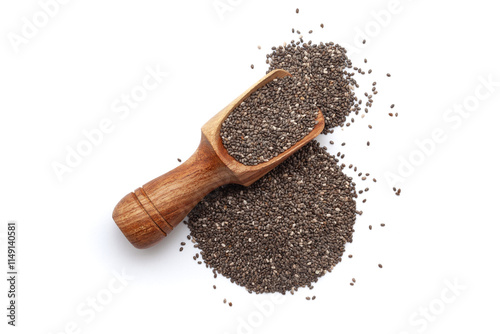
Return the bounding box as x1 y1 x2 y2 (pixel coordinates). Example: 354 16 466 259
112 192 166 249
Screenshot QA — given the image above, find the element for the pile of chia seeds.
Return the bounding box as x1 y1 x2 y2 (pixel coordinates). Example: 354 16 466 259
186 11 391 295
188 142 356 294
221 76 319 166
266 41 359 133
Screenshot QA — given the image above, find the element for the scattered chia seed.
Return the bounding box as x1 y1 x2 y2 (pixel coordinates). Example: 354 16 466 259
177 158 181 162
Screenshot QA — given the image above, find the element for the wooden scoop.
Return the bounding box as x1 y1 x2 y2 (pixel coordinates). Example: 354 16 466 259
113 69 325 249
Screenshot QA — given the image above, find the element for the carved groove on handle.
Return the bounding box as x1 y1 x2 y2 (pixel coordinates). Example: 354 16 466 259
134 187 173 233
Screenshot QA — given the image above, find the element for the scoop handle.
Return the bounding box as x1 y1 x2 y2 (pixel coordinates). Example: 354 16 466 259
112 134 234 249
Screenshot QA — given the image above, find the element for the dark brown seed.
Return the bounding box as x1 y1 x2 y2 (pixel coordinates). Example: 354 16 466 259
381 223 385 227
363 39 366 44
312 296 316 300
177 158 181 162
391 104 395 108
306 297 311 300
369 225 372 230
251 64 254 69
352 278 356 283
179 247 183 252
229 302 233 307
387 73 391 77
378 264 383 268
367 141 370 146
348 254 353 258
368 125 372 129
350 282 354 286
223 298 227 304
320 23 324 28
213 285 216 289
389 113 393 117
296 8 299 13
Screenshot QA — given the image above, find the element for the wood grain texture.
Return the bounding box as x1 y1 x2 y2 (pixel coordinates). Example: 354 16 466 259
113 69 325 249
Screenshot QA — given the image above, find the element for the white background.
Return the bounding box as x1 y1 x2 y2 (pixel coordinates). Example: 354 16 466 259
1 0 499 333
